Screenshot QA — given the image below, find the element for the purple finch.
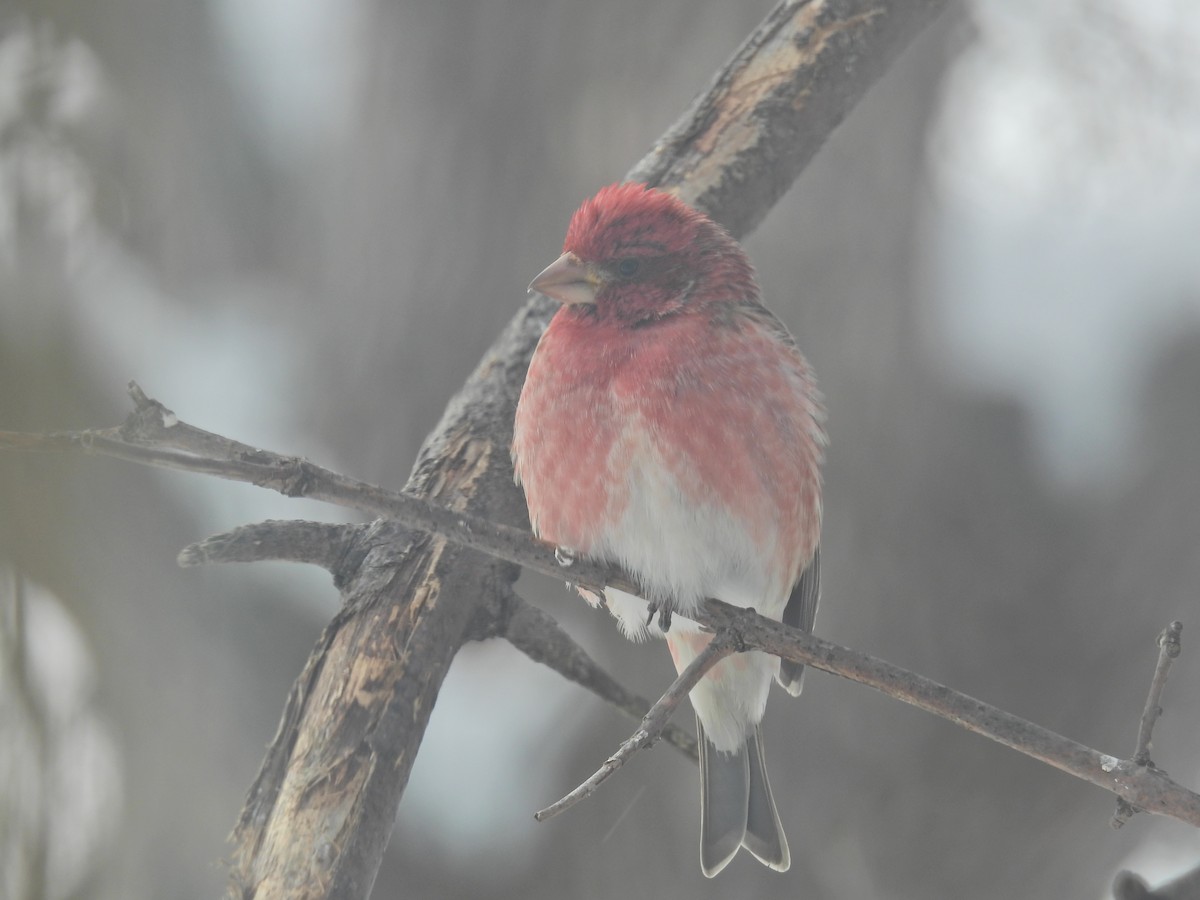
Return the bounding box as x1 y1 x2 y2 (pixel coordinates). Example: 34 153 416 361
513 183 825 876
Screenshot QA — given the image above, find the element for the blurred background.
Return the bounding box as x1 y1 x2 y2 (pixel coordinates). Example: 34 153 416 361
2 0 1199 897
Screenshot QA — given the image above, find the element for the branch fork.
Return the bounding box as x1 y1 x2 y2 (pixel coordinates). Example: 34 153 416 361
536 627 739 822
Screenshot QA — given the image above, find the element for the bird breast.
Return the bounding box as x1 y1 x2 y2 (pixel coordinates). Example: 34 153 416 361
513 308 821 633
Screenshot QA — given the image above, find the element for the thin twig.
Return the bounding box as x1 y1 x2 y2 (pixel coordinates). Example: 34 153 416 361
534 628 738 821
1135 621 1183 765
503 596 699 761
1112 620 1184 827
700 600 1200 829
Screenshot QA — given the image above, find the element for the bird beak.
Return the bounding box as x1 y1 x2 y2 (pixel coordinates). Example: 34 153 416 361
529 252 600 305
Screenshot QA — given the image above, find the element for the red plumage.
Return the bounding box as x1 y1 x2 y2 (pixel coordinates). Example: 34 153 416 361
513 183 825 877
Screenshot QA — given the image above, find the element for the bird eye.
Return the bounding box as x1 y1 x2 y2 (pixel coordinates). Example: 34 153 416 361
617 257 641 278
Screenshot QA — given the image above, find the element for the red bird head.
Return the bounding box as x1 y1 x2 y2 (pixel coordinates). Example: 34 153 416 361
530 183 757 323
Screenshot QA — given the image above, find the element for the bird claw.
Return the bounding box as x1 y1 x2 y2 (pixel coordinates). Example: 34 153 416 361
645 601 673 632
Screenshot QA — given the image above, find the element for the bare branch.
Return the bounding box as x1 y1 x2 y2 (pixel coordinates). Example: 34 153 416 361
174 508 698 760
699 601 1200 827
6 391 1200 830
1 395 633 597
1112 620 1185 827
179 521 364 575
1 385 562 580
1136 621 1183 765
534 627 739 821
503 595 699 761
629 0 950 236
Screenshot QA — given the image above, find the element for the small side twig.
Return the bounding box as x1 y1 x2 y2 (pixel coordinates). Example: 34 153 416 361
1113 620 1184 828
179 521 364 579
1135 621 1183 765
534 627 739 822
503 595 698 762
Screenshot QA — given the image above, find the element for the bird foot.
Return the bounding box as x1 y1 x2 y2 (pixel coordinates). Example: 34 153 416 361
645 601 673 632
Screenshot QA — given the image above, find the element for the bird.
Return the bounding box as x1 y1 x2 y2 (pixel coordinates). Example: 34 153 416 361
512 182 825 877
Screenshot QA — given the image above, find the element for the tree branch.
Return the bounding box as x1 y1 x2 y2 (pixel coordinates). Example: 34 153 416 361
628 0 950 232
171 510 701 760
7 386 1199 830
700 602 1200 829
179 521 366 585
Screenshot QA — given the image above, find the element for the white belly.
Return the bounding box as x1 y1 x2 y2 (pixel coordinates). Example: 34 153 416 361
589 433 790 639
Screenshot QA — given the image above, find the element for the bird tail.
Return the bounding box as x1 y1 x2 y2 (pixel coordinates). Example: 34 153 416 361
698 722 790 877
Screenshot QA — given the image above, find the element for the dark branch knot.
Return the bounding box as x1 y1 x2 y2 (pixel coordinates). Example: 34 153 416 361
279 458 318 497
120 381 178 443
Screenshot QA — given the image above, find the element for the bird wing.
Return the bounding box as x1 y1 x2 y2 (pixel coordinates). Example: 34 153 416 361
778 546 820 696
